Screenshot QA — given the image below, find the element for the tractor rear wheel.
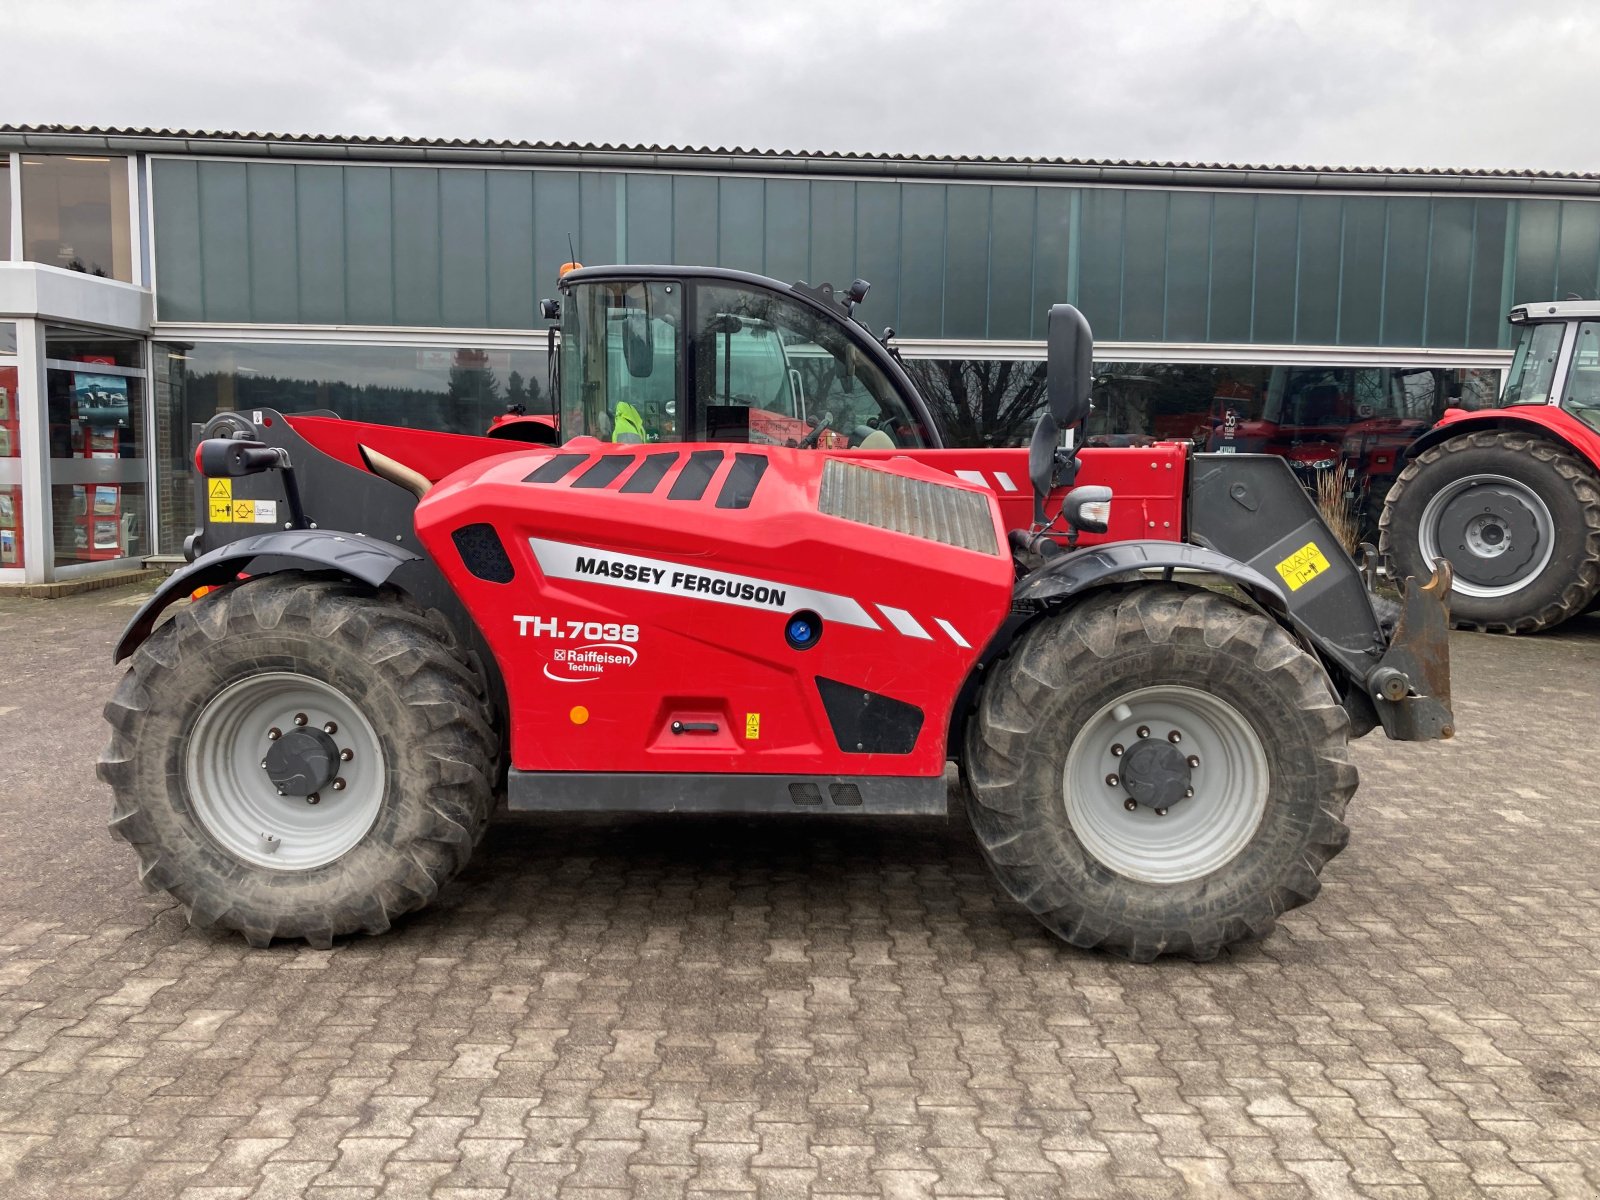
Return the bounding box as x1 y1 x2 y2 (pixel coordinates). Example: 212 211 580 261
1379 430 1600 633
97 576 497 948
964 585 1354 962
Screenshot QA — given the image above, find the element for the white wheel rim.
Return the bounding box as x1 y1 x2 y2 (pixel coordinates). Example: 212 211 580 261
1063 685 1269 884
186 672 386 871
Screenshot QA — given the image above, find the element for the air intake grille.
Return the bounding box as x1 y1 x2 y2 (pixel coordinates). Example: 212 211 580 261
452 523 514 583
817 459 998 555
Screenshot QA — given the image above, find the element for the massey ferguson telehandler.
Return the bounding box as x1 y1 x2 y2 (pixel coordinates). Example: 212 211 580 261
98 265 1455 962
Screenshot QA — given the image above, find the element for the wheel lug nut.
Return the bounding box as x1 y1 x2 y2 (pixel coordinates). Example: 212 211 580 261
1105 774 1120 787
339 748 353 762
323 721 338 735
1167 731 1181 744
260 760 268 770
293 713 308 727
1186 755 1200 768
266 727 281 741
307 792 320 805
1123 798 1138 812
1110 743 1124 757
1136 725 1150 738
1184 787 1194 798
1154 807 1168 817
331 778 346 792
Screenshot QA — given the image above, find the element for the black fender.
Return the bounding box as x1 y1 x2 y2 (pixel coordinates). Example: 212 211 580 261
113 529 420 663
1013 540 1291 612
945 542 1294 762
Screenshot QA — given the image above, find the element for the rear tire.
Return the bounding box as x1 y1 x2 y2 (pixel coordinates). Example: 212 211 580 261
964 585 1354 962
1380 430 1600 633
97 577 496 948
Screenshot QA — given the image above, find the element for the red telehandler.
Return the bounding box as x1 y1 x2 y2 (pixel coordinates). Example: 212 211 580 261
99 265 1454 961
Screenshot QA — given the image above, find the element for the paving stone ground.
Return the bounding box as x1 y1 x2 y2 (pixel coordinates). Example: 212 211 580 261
0 582 1598 1199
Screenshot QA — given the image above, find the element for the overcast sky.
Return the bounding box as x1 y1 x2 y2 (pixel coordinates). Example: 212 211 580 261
4 0 1596 173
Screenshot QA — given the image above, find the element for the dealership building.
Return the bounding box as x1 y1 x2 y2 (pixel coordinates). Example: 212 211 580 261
1 123 1598 584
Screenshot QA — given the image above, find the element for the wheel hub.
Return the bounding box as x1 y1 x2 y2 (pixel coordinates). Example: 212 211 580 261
1117 738 1191 810
1423 476 1549 592
263 727 340 796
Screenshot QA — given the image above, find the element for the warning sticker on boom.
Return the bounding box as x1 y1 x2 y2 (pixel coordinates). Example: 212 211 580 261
1274 541 1332 591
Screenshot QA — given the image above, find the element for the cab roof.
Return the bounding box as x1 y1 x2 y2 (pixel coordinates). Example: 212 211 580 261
1509 300 1600 322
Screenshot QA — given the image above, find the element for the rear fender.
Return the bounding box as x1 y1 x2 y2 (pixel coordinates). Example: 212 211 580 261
1412 405 1600 466
113 530 419 662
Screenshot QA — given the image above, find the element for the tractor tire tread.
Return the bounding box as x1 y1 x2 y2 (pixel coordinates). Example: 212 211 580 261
964 585 1354 962
1379 429 1600 633
97 575 496 948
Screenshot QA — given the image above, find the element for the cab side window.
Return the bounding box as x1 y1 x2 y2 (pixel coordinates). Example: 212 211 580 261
692 284 930 448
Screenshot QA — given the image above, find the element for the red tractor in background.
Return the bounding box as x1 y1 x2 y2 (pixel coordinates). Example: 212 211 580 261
99 265 1454 962
1381 301 1600 633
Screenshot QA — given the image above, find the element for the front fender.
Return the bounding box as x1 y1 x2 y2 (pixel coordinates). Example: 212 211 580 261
1014 540 1291 611
113 529 420 663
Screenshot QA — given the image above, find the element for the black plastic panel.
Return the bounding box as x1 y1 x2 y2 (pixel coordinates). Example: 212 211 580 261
715 453 769 509
667 450 725 500
451 523 515 583
620 451 680 493
524 453 589 484
572 455 634 489
815 677 925 755
508 771 946 815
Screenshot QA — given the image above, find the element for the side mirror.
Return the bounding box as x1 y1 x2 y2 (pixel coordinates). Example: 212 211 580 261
846 278 870 306
539 297 560 321
1062 485 1112 535
1046 304 1094 429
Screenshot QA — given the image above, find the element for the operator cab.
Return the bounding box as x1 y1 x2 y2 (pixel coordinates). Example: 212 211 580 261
548 266 939 450
1501 300 1600 431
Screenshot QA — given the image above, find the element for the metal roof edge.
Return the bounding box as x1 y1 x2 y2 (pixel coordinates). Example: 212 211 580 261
1 125 1595 195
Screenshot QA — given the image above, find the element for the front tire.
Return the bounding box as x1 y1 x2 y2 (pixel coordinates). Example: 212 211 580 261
1380 430 1600 633
97 577 496 948
964 585 1354 962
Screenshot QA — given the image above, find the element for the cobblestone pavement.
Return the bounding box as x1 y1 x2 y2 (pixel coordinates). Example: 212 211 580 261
0 583 1598 1199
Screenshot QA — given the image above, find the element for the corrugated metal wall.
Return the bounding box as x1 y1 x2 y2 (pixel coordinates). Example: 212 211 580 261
152 158 1600 348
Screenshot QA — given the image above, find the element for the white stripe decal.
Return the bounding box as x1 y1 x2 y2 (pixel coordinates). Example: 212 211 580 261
934 618 970 648
954 469 988 487
528 537 881 629
878 605 932 640
993 472 1018 492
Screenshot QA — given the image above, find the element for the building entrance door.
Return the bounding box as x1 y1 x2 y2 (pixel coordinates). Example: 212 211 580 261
44 327 150 572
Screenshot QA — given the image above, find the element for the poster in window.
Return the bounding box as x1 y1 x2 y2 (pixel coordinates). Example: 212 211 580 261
0 493 13 528
0 386 9 420
0 529 15 564
71 485 87 516
93 485 118 515
73 524 89 549
74 373 129 433
93 518 121 551
0 429 10 458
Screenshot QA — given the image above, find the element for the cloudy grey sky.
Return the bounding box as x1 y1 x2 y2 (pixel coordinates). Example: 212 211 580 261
3 0 1595 173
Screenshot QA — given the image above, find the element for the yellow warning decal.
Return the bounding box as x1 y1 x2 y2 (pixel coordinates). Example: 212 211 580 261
232 500 255 522
745 712 761 740
208 498 233 523
1274 541 1332 591
208 478 232 501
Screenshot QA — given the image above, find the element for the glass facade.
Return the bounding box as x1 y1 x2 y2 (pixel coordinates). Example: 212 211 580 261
152 158 1600 350
44 329 149 568
153 339 553 553
21 155 133 281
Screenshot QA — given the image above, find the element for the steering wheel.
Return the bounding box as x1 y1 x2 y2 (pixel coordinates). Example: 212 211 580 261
797 411 835 450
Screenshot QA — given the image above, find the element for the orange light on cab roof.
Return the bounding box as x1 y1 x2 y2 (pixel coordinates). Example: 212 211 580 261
558 261 583 278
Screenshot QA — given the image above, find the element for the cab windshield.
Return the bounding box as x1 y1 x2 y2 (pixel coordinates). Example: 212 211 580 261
1501 322 1564 406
